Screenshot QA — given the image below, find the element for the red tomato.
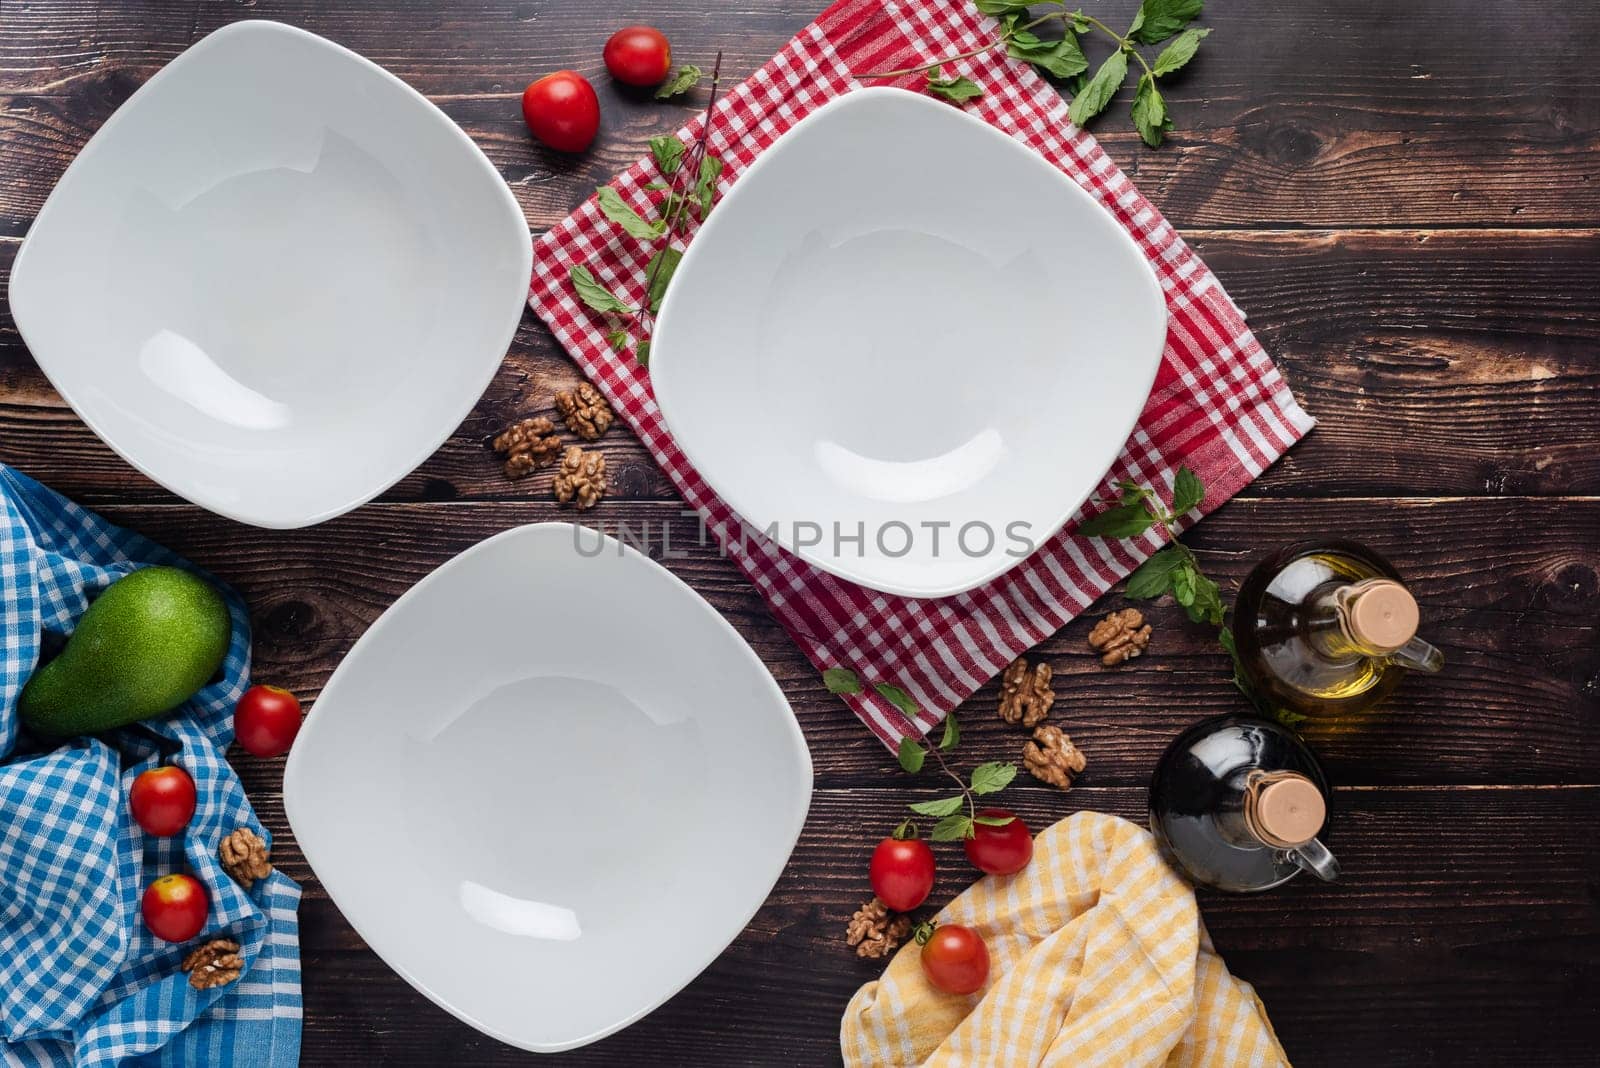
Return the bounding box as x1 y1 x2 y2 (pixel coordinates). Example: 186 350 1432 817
142 874 208 943
919 923 990 995
521 71 601 153
233 685 303 758
603 26 672 88
869 833 935 912
963 809 1033 875
129 765 197 837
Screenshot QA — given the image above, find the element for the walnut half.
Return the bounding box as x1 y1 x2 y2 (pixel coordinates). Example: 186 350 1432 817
1088 608 1152 666
554 446 607 510
1023 724 1087 789
219 827 272 888
997 657 1055 727
492 417 562 479
845 897 913 959
554 382 614 441
182 939 243 990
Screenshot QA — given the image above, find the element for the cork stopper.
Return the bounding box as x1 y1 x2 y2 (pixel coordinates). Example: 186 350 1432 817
1246 772 1326 849
1342 579 1419 653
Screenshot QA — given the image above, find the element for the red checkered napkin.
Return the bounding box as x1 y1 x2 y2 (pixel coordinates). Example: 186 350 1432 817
528 0 1313 750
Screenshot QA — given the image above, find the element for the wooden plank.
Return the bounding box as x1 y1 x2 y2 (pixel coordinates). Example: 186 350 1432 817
2 1 1598 228
251 785 1600 1066
4 229 1598 504
78 496 1600 788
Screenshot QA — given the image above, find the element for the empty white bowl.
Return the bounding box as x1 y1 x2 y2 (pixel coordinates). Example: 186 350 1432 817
7 21 532 527
283 523 812 1053
651 87 1167 598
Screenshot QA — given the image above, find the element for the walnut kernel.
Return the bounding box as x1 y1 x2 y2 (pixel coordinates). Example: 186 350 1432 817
219 827 272 888
182 939 243 990
492 417 562 479
1023 724 1087 789
554 382 614 441
997 657 1055 727
1087 608 1152 666
845 897 913 959
553 446 607 510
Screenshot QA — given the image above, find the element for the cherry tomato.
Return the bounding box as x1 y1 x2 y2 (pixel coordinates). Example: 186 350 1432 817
233 685 303 758
129 765 197 837
142 874 208 943
919 923 990 995
603 26 673 88
963 809 1033 875
869 831 935 912
521 71 601 153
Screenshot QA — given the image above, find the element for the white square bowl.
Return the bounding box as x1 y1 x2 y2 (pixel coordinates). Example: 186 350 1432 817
283 523 813 1053
650 87 1167 598
7 21 532 527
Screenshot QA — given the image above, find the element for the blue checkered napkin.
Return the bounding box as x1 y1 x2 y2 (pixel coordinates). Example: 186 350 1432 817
0 465 301 1067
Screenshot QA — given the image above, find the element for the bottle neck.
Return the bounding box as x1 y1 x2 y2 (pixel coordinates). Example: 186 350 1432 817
1305 578 1417 661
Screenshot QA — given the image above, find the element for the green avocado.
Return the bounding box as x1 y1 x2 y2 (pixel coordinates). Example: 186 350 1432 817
19 566 231 738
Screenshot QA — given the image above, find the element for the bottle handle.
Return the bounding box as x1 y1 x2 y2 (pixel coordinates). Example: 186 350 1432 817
1387 636 1444 674
1289 837 1341 882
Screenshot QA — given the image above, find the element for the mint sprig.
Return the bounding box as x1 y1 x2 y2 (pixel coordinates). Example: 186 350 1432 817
857 0 1210 148
825 667 1017 840
1080 464 1221 625
567 54 725 365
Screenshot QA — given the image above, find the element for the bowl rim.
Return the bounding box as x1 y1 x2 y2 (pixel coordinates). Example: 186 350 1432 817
282 521 814 1053
5 19 533 529
649 86 1168 599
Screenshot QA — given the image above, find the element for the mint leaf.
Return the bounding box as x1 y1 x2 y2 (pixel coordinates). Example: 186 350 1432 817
604 328 629 353
875 683 920 719
823 668 861 694
1126 546 1184 598
1132 0 1203 45
655 65 702 99
569 265 632 316
1068 49 1127 126
595 186 666 241
1186 569 1224 625
694 155 724 216
1171 465 1205 516
1131 73 1172 147
974 0 1032 13
926 66 983 104
973 812 1016 827
1151 27 1209 76
1172 562 1197 606
649 135 685 176
970 762 1017 795
898 737 926 774
644 246 681 314
908 795 966 817
931 814 976 841
1007 27 1088 80
635 338 651 366
939 712 960 750
1078 501 1155 538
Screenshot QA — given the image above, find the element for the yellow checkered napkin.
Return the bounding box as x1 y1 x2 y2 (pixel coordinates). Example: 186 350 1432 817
842 812 1290 1067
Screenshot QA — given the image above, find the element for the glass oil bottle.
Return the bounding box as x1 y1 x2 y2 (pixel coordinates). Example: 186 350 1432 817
1231 540 1443 719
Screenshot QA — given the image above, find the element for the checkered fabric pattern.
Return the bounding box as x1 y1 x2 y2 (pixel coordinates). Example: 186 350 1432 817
528 0 1314 750
842 812 1290 1065
0 466 301 1068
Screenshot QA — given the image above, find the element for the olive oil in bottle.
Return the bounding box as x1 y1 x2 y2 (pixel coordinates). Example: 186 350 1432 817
1232 540 1443 718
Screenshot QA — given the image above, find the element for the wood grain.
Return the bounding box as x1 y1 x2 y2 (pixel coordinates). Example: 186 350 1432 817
2 1 1598 229
5 229 1600 505
86 496 1600 788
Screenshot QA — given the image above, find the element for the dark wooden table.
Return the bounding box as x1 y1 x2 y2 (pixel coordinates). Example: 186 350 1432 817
3 1 1598 1064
